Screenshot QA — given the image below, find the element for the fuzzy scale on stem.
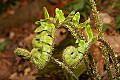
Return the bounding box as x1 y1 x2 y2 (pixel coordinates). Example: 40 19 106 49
99 39 119 80
90 0 103 39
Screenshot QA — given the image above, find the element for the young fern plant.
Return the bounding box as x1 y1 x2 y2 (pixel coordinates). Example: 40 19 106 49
14 8 97 80
14 0 119 80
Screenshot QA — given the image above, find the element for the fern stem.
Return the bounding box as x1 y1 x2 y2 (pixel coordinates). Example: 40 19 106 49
83 56 93 80
90 0 119 79
86 51 100 80
89 0 102 39
51 57 78 80
63 23 84 40
99 39 119 80
101 44 113 80
108 48 119 80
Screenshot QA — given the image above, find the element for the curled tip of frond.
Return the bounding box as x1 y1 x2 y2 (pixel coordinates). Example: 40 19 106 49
14 48 31 59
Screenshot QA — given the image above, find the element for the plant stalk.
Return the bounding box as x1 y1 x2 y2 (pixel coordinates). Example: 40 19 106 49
101 44 113 80
51 57 78 80
89 0 103 39
99 39 119 80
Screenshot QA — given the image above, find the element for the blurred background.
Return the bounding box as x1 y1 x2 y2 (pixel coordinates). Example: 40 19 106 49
0 0 120 80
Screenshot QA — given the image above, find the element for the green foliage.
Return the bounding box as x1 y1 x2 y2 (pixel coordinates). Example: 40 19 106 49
111 0 120 33
14 0 119 80
76 39 85 53
0 42 7 52
15 9 56 68
114 0 120 9
14 7 95 80
64 0 90 18
115 4 120 9
102 23 109 32
72 12 80 27
85 36 98 48
63 46 83 68
14 48 31 59
115 15 120 32
43 7 49 19
31 48 50 68
55 8 65 23
31 20 55 68
85 18 93 40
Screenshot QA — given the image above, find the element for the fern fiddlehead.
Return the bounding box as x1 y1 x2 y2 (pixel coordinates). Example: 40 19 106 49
62 10 100 79
15 7 56 69
63 46 83 68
